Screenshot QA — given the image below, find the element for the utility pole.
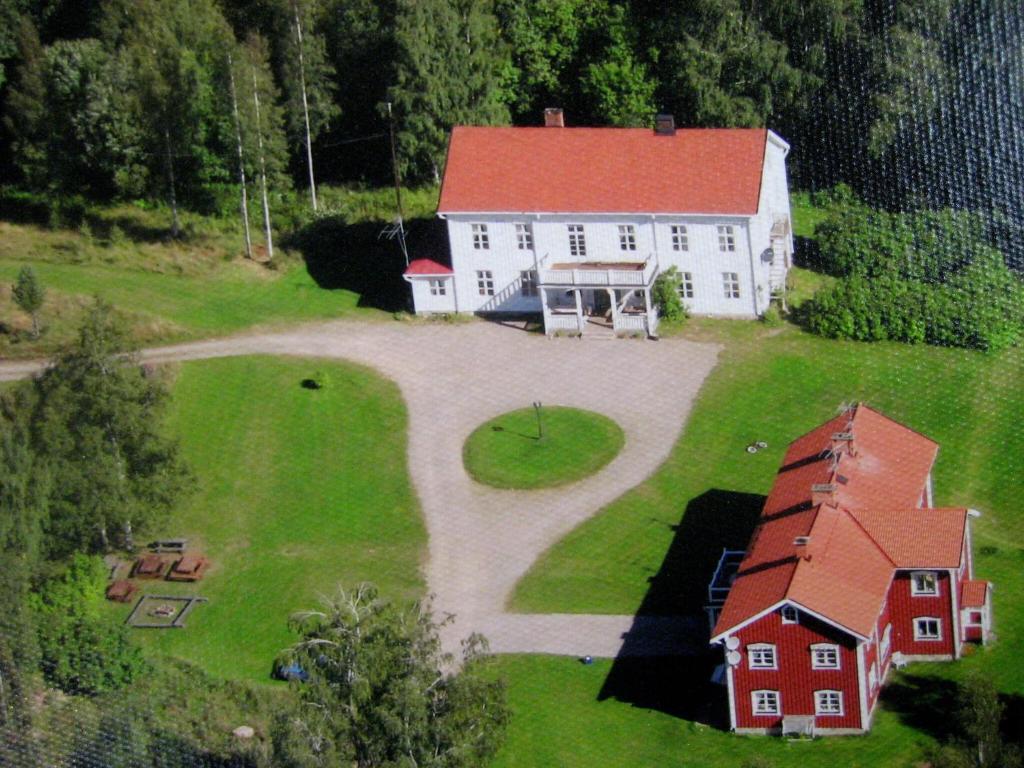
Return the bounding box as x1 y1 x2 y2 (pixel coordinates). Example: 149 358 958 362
292 0 318 212
386 101 409 266
252 64 274 260
227 52 253 259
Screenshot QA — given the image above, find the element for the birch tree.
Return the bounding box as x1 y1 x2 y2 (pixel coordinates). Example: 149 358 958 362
227 51 253 259
281 0 338 211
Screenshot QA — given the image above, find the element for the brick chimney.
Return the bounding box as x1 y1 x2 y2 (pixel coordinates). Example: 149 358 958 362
793 536 812 560
654 113 676 136
544 108 565 127
811 483 838 507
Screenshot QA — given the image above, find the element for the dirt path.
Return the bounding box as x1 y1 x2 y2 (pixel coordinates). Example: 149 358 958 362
1 321 720 657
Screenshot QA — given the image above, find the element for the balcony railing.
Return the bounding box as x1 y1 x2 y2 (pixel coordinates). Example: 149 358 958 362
538 256 657 288
545 314 582 334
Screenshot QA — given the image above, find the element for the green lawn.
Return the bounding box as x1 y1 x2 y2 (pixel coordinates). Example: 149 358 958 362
463 407 625 489
509 324 1024 687
123 356 426 683
489 655 937 768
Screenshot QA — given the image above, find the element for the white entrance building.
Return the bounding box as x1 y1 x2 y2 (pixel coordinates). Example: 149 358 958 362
404 111 793 337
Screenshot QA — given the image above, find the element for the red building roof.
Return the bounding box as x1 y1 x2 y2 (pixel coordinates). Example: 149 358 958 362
713 405 966 641
404 258 454 276
960 579 989 608
437 126 770 214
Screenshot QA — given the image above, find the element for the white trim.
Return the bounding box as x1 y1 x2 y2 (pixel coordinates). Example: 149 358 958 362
810 643 841 670
751 690 780 716
439 209 758 219
747 643 778 670
913 617 942 641
711 600 868 643
781 605 799 624
403 272 454 281
950 568 961 658
857 642 869 728
726 660 737 731
815 689 845 717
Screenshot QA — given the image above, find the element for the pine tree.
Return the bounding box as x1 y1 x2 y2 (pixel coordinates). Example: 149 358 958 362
11 265 44 338
389 0 510 182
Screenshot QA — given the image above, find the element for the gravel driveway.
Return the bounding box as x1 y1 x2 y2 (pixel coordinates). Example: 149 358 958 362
1 320 719 657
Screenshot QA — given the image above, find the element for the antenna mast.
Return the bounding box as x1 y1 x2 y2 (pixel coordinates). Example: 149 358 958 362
385 101 409 266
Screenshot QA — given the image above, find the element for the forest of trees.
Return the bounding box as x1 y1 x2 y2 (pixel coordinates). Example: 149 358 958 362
0 0 1020 263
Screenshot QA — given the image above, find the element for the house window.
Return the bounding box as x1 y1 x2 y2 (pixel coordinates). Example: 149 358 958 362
781 605 798 624
678 271 694 300
671 225 689 251
815 690 844 716
476 270 494 296
880 623 892 658
723 272 740 299
914 617 942 641
751 690 780 716
810 644 840 670
748 644 777 670
516 222 534 251
869 662 878 689
718 225 736 252
521 269 537 297
428 279 446 296
471 223 489 250
911 571 939 596
618 224 637 251
568 224 587 257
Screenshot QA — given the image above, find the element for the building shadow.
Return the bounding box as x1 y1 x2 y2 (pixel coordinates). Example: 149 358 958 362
596 489 764 725
283 215 449 312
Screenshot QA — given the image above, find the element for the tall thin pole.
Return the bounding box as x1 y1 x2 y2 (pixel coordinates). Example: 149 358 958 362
228 53 253 259
292 0 318 211
252 65 274 260
386 101 409 266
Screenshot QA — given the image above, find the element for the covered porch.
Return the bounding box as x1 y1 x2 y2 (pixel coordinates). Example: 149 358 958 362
538 258 660 338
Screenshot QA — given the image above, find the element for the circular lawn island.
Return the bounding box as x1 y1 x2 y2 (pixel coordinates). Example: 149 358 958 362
463 406 624 489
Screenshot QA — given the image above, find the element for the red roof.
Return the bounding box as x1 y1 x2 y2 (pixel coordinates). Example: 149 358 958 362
713 405 966 640
404 258 453 276
438 126 770 214
960 579 990 608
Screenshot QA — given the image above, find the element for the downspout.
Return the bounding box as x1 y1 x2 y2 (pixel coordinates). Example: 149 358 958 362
745 219 760 317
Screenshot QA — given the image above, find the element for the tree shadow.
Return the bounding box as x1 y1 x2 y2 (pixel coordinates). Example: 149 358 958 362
597 489 764 725
283 215 448 312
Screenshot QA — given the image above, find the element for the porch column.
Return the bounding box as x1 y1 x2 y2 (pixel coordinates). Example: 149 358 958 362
574 289 584 335
607 288 619 332
541 287 552 336
643 287 656 336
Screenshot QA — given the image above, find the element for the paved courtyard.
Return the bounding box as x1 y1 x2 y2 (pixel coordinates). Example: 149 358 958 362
1 320 720 657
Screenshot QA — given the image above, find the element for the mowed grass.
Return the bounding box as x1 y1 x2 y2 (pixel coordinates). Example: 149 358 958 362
463 407 625 489
488 655 936 768
125 356 425 683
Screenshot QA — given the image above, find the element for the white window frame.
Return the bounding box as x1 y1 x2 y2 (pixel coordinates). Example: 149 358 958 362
428 279 446 296
880 623 892 658
618 224 637 251
911 571 939 596
781 605 798 624
723 272 741 299
814 690 844 716
747 644 777 670
914 617 942 641
476 270 494 296
751 690 780 716
471 223 489 250
810 643 840 670
568 224 587 257
869 662 878 689
516 222 534 251
520 269 537 297
671 224 689 252
678 271 694 300
718 224 736 252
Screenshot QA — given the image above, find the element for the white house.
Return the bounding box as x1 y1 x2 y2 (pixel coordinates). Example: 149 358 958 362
404 111 793 337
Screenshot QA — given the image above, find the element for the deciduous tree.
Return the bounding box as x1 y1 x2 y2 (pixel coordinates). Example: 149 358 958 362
11 265 44 338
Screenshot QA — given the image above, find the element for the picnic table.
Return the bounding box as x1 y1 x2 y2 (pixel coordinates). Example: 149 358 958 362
167 554 209 582
106 580 138 603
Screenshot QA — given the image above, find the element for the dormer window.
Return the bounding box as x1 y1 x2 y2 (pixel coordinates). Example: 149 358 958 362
911 571 938 596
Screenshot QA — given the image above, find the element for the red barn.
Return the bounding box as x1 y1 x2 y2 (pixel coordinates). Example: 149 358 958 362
708 405 993 735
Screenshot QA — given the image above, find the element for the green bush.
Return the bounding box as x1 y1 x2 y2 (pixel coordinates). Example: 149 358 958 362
760 302 783 327
652 266 687 322
31 554 144 695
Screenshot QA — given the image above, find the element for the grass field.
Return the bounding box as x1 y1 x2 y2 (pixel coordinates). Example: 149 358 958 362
121 356 426 683
463 406 625 489
502 320 1024 763
0 185 440 357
